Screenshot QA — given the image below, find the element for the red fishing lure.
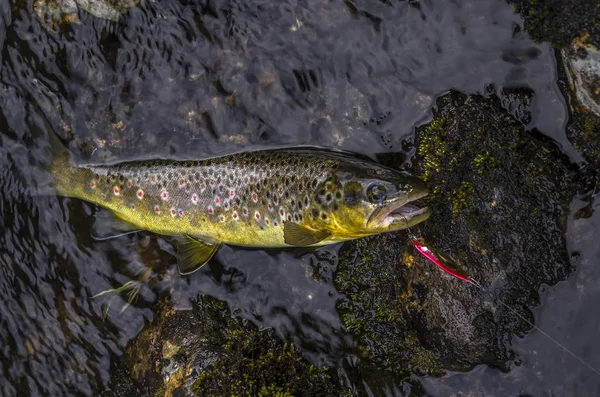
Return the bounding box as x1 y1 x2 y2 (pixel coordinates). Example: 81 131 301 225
412 239 471 282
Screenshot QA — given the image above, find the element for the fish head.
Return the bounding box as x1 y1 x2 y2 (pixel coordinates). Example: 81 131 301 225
327 160 431 237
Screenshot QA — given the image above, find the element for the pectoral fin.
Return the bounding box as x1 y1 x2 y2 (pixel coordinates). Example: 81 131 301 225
176 235 221 275
283 222 331 246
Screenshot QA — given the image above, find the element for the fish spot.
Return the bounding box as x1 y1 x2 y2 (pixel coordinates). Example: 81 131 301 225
219 214 226 222
178 209 185 217
287 214 292 222
333 203 339 211
252 192 258 203
278 187 284 196
179 179 186 187
242 207 249 216
279 207 286 217
200 183 207 193
244 177 249 184
265 217 270 225
223 200 230 210
230 190 235 198
127 180 133 188
154 205 161 214
151 176 157 184
207 205 215 215
214 196 221 206
273 219 279 227
130 203 136 210
268 202 274 212
209 179 216 186
161 191 169 201
170 207 177 217
191 193 199 204
232 211 239 220
101 192 107 199
321 213 328 220
335 191 342 199
312 208 319 217
113 186 121 196
90 180 97 189
137 189 144 200
255 211 261 221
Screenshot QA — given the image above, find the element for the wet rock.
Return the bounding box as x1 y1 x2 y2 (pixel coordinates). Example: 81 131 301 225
334 90 586 376
34 0 139 26
106 294 351 397
507 0 600 49
562 38 600 117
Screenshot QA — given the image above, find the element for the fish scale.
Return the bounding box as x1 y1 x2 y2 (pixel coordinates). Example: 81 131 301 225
49 139 431 274
54 151 339 246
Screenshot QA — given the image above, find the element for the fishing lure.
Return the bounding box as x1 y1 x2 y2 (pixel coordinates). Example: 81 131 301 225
412 239 471 282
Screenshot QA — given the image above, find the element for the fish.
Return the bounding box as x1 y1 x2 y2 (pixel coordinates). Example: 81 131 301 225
48 135 431 275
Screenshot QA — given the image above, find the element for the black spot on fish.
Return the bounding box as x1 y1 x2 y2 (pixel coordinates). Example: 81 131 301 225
326 193 332 202
335 191 342 199
297 201 303 210
312 180 318 189
333 203 339 211
285 191 290 198
312 208 319 217
321 213 328 220
319 189 326 196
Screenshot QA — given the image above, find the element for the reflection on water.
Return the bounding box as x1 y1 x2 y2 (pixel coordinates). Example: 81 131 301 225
0 0 597 395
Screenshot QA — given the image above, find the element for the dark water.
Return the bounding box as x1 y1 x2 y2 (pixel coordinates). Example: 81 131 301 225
0 0 598 395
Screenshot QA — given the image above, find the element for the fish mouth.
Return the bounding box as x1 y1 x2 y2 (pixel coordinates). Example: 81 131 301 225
367 190 431 230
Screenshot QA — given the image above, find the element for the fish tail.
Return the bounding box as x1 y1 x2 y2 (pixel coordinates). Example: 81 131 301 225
46 130 75 196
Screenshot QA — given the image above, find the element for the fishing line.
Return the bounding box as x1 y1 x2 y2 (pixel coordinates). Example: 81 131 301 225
90 230 143 241
400 216 600 378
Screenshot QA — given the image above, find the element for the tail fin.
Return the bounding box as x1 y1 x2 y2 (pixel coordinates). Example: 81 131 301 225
26 131 74 197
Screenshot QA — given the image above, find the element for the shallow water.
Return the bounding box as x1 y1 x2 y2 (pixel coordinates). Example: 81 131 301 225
0 0 598 395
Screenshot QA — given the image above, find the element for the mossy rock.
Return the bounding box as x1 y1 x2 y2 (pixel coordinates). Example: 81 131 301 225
334 90 587 377
105 294 351 397
507 0 600 48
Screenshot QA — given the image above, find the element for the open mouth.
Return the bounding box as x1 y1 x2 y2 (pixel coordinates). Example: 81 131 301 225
381 202 431 227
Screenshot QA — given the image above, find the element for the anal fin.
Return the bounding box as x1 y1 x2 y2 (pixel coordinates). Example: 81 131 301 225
176 235 221 275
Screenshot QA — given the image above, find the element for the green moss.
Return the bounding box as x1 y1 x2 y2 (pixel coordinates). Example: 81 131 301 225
508 0 600 48
334 90 585 380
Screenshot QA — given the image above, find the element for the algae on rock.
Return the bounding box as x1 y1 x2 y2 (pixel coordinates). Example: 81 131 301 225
334 90 585 377
106 294 351 397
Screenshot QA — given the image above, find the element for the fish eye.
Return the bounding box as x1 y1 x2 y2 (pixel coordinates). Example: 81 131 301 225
367 184 387 204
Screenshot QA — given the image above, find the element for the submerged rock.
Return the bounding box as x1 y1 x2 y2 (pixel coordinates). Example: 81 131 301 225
34 0 139 26
106 294 351 397
562 38 600 117
334 90 586 376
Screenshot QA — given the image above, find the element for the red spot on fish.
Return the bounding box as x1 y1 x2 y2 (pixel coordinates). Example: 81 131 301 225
279 208 285 217
179 179 185 187
232 211 239 220
244 177 249 183
273 219 279 227
101 193 106 199
242 207 249 216
130 203 136 210
219 214 226 222
127 180 133 187
208 206 214 214
209 180 215 186
170 208 177 217
113 186 120 196
154 205 161 214
151 176 156 184
278 187 284 196
161 191 169 201
252 192 258 203
255 211 261 220
191 193 199 204
214 196 221 205
200 183 206 192
179 209 184 217
268 203 273 212
265 218 270 225
90 180 96 189
137 189 144 199
230 190 235 198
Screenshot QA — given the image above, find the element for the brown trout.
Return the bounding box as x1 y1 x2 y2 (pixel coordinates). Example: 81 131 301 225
49 137 431 274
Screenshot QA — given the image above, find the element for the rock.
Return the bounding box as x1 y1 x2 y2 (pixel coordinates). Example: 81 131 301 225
562 37 600 117
334 90 587 376
105 294 352 397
